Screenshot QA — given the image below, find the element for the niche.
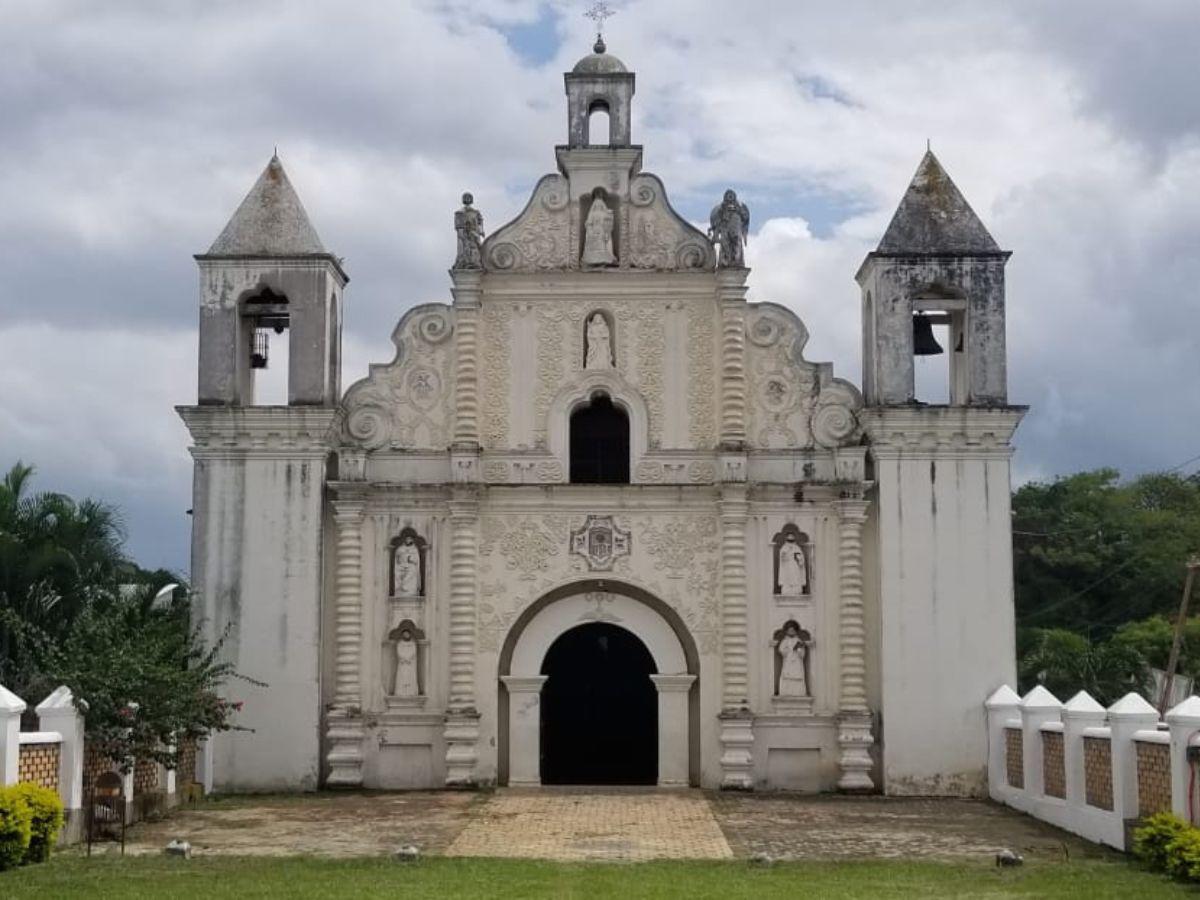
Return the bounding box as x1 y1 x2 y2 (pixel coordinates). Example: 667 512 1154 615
771 524 812 598
389 527 428 599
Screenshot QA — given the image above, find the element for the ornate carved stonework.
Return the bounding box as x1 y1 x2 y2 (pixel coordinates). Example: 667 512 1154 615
687 302 717 448
342 306 454 451
744 304 863 450
484 175 571 271
570 515 631 571
626 175 714 271
480 302 513 449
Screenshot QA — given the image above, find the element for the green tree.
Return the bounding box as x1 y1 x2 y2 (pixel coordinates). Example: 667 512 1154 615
1014 469 1200 636
0 461 247 767
1019 627 1149 705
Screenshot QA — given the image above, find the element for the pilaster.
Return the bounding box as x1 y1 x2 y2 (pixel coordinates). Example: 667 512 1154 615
834 497 875 791
717 267 748 448
445 488 481 786
718 485 753 789
450 269 481 450
326 499 365 787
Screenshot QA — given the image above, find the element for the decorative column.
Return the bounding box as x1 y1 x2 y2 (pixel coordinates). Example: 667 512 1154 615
0 685 24 785
450 269 482 482
718 487 753 789
36 686 84 835
716 267 748 448
444 489 481 786
834 498 874 791
500 676 547 786
651 675 696 787
326 499 366 787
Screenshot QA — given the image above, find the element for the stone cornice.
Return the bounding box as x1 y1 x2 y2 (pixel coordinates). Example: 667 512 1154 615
478 270 718 297
178 405 340 453
861 405 1026 458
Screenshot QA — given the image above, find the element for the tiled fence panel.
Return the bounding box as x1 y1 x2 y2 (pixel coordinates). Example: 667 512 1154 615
1084 736 1113 811
1136 741 1171 818
1005 728 1024 788
18 742 60 791
1042 731 1065 799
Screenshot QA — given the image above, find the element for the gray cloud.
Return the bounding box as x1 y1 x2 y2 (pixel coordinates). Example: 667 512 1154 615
1 0 1197 572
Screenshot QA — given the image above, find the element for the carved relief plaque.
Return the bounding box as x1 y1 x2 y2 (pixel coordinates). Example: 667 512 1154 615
569 515 631 571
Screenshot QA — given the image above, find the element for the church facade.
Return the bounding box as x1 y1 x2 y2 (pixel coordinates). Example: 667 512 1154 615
179 44 1024 796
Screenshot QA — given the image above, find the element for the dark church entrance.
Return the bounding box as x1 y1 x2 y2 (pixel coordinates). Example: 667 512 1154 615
539 622 658 785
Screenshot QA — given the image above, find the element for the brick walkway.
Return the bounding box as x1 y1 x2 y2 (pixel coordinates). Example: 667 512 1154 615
445 789 732 861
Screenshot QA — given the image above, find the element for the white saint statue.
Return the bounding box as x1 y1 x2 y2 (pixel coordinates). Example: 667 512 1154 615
776 622 811 697
585 313 613 369
393 627 420 698
581 192 616 266
777 533 808 595
393 536 421 597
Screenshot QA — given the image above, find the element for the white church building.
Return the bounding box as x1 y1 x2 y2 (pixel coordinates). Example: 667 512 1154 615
180 41 1024 796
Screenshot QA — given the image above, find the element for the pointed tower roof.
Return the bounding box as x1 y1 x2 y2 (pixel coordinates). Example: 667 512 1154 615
875 150 1001 255
206 155 329 257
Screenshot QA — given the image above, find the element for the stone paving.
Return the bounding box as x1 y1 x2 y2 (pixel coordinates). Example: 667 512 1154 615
445 789 732 861
113 788 1106 863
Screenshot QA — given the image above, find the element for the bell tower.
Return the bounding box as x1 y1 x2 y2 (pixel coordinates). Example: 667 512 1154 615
564 35 635 148
859 150 1026 796
180 155 345 791
195 154 346 407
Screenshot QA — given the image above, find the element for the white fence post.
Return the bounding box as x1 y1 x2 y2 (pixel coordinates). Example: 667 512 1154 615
1020 686 1062 805
0 685 25 785
985 685 1020 801
1108 693 1159 830
1062 691 1106 812
1166 696 1200 823
35 686 84 820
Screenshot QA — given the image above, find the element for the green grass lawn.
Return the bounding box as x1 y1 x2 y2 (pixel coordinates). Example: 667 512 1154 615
1 854 1189 899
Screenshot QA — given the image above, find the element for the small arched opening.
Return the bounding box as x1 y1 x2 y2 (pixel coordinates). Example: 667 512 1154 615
569 392 629 484
587 100 611 146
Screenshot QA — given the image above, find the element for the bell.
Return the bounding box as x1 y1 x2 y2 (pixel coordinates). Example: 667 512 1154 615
250 330 269 369
912 313 944 356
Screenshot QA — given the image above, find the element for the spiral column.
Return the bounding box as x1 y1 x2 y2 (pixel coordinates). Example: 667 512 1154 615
717 488 754 789
834 497 875 791
451 269 481 449
444 490 480 786
717 268 748 448
326 499 365 787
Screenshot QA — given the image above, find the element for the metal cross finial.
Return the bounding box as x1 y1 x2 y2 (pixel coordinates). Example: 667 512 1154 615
584 2 616 39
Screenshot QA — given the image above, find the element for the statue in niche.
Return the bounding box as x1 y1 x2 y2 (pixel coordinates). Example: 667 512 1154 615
392 534 422 597
391 624 420 698
585 313 614 369
453 192 485 269
777 532 809 596
774 620 813 698
708 189 750 267
581 189 616 267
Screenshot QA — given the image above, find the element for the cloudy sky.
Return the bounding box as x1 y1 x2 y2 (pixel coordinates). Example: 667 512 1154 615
1 0 1198 574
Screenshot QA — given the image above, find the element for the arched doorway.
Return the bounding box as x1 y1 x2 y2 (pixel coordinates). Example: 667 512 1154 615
540 622 657 785
498 581 699 787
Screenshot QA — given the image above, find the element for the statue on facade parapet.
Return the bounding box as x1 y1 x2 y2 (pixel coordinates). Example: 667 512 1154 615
454 192 485 269
709 189 750 267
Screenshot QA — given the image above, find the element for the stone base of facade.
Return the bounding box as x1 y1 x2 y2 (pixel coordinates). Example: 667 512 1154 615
325 711 365 787
444 709 481 787
718 709 755 790
837 711 875 792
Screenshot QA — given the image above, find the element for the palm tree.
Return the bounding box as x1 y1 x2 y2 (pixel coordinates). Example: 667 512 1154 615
0 461 128 694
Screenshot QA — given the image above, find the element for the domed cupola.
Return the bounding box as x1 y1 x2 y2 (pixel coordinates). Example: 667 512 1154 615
565 36 636 147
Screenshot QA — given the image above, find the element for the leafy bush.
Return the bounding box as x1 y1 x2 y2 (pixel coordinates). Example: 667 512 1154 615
12 782 63 863
1132 812 1200 882
0 785 32 871
1133 812 1192 871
